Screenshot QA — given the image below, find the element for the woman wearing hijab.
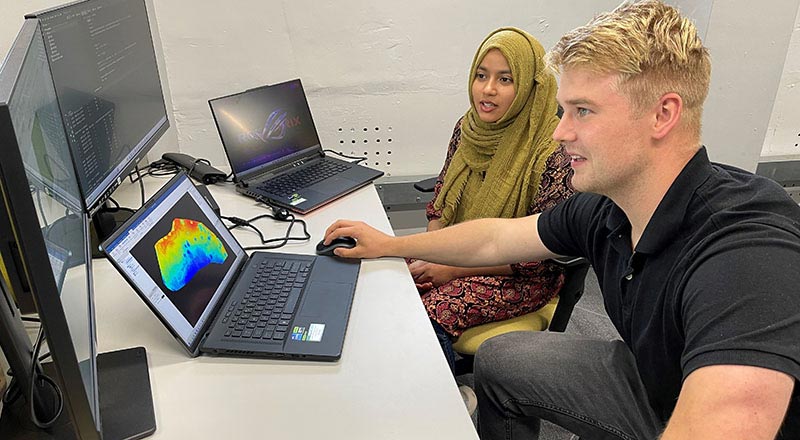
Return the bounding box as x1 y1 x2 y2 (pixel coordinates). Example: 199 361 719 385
409 27 574 371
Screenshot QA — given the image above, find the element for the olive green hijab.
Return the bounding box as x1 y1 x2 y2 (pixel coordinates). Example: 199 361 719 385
434 27 560 226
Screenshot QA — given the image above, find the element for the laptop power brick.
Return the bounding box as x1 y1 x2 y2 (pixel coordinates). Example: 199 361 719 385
162 152 227 184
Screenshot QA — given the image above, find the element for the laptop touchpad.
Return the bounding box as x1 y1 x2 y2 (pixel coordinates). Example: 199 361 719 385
297 281 352 318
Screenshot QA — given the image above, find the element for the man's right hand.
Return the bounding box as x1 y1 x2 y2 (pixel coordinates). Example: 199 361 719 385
323 220 393 259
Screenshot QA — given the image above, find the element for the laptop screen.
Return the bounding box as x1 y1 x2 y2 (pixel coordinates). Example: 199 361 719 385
209 79 322 180
102 173 247 350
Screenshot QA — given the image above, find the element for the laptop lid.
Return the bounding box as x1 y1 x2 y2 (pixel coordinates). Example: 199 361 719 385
101 172 248 356
209 79 323 183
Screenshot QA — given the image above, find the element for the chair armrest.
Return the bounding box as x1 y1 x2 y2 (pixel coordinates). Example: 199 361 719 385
413 177 438 193
547 257 590 332
550 255 586 267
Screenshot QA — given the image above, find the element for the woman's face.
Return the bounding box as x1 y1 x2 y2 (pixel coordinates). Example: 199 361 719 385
472 48 516 123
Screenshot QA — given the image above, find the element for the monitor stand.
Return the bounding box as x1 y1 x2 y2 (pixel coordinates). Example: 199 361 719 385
0 347 156 440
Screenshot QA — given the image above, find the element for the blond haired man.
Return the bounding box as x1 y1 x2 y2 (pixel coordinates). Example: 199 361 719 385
323 1 799 438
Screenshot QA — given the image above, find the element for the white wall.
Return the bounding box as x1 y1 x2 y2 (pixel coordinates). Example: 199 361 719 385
148 0 624 177
703 0 800 169
1 0 798 175
763 6 800 159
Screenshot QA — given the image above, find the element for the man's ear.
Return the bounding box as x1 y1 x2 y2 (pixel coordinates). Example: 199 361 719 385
652 92 682 140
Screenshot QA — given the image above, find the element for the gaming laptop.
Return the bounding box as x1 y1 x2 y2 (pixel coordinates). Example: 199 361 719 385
209 79 383 214
101 172 359 360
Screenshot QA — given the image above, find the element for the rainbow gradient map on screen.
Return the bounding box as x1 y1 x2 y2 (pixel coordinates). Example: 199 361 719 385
154 218 228 292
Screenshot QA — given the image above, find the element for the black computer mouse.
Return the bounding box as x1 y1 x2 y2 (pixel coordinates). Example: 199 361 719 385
315 236 357 256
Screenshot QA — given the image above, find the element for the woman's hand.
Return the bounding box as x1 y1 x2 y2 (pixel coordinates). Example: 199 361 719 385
323 220 393 259
408 260 460 287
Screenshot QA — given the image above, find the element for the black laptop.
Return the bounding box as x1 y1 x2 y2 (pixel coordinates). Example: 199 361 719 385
209 79 384 214
101 172 359 360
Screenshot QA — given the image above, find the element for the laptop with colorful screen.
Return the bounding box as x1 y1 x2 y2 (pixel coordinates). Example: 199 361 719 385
102 172 359 360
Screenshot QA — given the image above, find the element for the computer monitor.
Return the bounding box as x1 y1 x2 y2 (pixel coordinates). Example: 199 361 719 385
27 0 169 212
0 18 154 440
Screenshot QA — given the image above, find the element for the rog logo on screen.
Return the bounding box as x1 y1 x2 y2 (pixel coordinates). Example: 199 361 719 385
240 109 302 143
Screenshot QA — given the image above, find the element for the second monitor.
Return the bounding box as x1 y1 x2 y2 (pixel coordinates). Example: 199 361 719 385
27 0 169 211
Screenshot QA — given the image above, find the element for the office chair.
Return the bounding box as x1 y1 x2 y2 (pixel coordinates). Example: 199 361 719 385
450 256 590 374
412 177 591 375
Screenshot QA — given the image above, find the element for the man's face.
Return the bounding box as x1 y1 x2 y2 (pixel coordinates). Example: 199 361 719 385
554 67 651 197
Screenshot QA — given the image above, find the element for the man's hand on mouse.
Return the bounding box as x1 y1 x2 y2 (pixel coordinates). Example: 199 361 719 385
323 220 392 259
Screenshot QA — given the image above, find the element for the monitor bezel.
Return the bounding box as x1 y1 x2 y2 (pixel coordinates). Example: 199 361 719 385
0 18 102 439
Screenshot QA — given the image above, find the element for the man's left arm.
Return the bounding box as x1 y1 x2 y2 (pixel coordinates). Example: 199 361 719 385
660 364 794 439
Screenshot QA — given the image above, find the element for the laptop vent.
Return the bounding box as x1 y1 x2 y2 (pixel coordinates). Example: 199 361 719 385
222 350 256 356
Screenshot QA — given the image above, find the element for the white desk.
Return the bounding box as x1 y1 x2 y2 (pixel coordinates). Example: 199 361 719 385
92 177 479 439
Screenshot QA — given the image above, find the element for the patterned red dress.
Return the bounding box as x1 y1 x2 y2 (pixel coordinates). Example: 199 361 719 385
419 118 575 336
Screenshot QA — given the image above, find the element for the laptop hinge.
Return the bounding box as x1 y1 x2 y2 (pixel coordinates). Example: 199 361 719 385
245 154 323 184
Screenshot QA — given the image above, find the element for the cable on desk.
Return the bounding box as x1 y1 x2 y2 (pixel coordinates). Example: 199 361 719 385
221 205 311 250
106 198 136 216
187 158 211 179
323 149 368 164
128 158 180 184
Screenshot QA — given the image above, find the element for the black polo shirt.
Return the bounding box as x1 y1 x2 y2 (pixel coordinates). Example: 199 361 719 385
538 147 800 430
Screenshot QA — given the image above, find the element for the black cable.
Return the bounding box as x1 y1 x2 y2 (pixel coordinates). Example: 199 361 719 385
21 316 41 323
188 158 211 179
221 209 311 250
135 165 146 206
2 372 21 405
128 159 180 184
323 149 368 164
103 198 135 216
28 326 64 429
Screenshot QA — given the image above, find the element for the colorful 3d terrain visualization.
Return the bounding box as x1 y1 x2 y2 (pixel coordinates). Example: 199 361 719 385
155 218 228 291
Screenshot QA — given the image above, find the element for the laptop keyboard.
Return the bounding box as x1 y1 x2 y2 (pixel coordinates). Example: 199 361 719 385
257 159 350 197
221 258 312 341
